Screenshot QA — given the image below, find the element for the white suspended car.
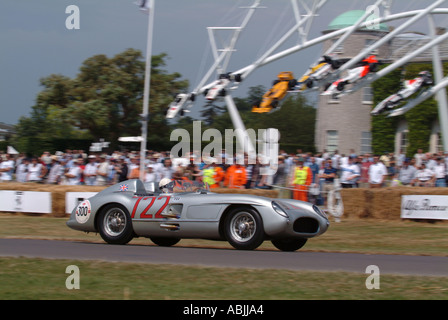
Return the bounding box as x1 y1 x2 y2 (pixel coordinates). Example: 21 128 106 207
371 71 433 115
166 93 195 119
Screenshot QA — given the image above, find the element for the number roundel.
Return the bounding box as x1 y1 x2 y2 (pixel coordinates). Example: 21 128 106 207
75 200 91 224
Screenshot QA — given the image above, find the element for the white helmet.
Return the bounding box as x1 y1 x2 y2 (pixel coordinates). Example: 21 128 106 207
159 178 172 192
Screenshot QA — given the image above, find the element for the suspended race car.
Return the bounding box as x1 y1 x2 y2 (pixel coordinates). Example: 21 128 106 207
321 55 379 98
165 93 195 119
204 73 242 102
371 71 433 115
295 55 346 91
252 71 297 113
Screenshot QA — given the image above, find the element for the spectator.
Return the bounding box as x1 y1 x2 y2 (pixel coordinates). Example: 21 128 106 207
319 158 337 206
84 155 98 186
202 161 224 188
368 155 387 188
27 157 47 182
358 154 372 188
16 158 30 183
96 155 109 186
414 148 426 167
224 163 247 189
273 156 290 198
412 163 435 187
46 156 63 184
290 157 312 202
340 156 360 188
159 158 174 180
433 157 447 187
0 154 15 182
144 165 157 183
116 157 129 182
397 158 417 186
64 158 83 185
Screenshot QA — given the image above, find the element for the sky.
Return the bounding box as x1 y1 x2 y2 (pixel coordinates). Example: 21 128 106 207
1 0 447 126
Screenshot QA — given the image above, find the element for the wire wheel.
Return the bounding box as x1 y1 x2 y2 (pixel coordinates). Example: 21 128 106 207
98 204 134 245
225 207 264 250
230 211 256 242
103 207 127 237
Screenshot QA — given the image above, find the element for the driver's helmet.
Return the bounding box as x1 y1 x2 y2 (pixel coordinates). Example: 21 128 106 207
418 71 430 77
159 178 172 193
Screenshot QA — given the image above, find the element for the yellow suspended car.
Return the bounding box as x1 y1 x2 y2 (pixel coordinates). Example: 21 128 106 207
252 71 296 113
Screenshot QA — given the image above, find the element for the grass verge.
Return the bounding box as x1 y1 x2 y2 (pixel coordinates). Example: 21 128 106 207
1 257 447 300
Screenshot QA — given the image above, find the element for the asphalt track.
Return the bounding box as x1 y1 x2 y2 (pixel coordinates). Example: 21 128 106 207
1 239 447 277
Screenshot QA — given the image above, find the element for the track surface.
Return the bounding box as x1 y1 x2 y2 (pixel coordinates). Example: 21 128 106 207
1 239 447 276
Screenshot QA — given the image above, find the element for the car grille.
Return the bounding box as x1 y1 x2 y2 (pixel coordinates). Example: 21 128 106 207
293 217 319 234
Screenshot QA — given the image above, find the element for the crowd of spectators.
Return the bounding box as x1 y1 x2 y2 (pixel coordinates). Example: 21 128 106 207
0 147 447 201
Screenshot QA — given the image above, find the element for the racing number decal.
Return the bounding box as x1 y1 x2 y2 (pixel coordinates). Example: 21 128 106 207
131 196 171 219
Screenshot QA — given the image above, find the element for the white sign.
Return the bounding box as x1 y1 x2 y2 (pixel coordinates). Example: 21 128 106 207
401 195 448 220
65 192 97 214
0 190 52 214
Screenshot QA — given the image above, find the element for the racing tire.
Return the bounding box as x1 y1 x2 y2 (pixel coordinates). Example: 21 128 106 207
224 206 264 250
98 204 134 245
271 238 307 252
150 237 180 247
305 79 314 88
336 81 346 91
288 79 297 89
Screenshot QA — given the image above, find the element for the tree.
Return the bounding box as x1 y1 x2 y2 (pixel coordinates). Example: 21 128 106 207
13 49 188 154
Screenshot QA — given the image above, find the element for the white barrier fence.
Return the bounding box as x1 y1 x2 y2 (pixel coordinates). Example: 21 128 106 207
401 195 448 220
0 190 52 214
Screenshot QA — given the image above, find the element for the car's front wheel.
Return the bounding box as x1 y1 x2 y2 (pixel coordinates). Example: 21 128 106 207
224 207 264 250
271 238 307 252
98 204 134 245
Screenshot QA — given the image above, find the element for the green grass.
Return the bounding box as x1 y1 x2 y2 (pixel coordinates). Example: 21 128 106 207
1 257 447 300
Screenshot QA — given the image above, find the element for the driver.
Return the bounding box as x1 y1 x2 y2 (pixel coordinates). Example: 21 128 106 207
159 178 173 193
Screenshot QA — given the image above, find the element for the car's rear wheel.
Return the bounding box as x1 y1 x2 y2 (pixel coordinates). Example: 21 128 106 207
98 204 134 245
150 237 180 247
271 238 307 252
224 207 264 250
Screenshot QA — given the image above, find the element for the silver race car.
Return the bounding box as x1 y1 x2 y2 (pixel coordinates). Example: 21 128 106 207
67 179 329 251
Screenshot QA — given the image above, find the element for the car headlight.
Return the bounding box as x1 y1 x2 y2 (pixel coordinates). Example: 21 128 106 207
313 204 328 219
272 201 289 219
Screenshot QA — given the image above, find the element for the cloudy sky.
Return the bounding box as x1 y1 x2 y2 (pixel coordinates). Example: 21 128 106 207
1 0 446 125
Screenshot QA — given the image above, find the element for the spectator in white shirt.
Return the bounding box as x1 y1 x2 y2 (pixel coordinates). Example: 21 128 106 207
433 157 446 187
0 154 15 182
27 158 47 182
368 156 388 188
84 155 98 186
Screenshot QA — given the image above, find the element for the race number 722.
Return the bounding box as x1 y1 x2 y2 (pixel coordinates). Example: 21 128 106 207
131 196 171 219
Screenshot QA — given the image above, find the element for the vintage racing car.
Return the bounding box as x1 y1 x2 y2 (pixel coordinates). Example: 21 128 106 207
321 55 379 98
252 71 297 113
165 93 195 119
67 179 329 251
371 71 433 115
296 55 345 91
204 73 242 101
